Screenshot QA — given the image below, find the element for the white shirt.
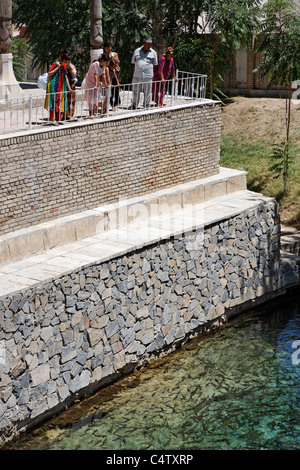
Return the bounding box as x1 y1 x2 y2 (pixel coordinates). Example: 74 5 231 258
131 46 158 79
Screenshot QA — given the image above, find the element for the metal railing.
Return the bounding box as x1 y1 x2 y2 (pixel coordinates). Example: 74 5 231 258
0 72 207 136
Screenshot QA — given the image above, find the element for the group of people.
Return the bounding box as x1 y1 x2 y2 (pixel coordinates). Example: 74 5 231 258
44 39 177 124
84 41 121 116
131 39 177 109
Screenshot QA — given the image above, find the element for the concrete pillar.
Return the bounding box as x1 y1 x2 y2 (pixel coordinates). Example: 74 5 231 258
89 0 103 62
0 0 22 99
81 1 103 90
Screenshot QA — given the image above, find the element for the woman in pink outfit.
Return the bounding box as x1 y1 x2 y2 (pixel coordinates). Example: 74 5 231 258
85 53 110 115
152 47 178 107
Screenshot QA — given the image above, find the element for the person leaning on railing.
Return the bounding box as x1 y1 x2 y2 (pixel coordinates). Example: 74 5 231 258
84 53 110 116
102 41 121 87
108 60 121 111
44 50 71 125
152 47 178 107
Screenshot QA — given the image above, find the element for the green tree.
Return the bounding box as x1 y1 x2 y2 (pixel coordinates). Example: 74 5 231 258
13 0 202 83
12 36 33 82
102 0 149 83
255 0 300 192
12 0 262 92
176 0 261 100
13 0 90 80
103 0 203 83
135 0 203 54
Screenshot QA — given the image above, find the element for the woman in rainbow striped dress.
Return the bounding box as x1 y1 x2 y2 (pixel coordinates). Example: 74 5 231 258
44 50 70 125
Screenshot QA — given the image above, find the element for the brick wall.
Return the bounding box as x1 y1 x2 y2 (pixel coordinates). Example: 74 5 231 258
0 102 221 235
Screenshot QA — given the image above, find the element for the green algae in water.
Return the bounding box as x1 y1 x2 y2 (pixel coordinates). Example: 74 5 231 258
4 294 300 450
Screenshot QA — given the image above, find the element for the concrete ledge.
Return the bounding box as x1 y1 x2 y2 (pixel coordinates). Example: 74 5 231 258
0 167 246 267
0 187 277 299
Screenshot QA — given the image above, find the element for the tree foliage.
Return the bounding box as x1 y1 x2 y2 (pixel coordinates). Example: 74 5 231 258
255 0 300 192
269 142 296 193
103 0 203 82
255 0 300 89
11 36 33 82
176 0 261 99
12 0 262 91
13 0 90 79
102 1 149 83
12 0 205 83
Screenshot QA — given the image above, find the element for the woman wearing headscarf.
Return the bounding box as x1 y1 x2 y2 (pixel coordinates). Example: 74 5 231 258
44 50 71 125
152 47 178 107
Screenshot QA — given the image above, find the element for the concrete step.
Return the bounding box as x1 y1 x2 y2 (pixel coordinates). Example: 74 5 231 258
0 167 246 267
0 188 275 299
280 251 300 266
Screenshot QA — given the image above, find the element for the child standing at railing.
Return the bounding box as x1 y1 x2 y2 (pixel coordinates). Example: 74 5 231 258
108 60 121 111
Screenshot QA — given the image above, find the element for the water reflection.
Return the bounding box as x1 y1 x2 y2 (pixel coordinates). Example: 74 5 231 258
3 292 300 450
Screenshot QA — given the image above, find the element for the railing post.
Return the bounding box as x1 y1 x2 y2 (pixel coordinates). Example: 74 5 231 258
171 78 175 106
28 95 32 131
192 76 195 101
106 86 111 118
175 69 179 100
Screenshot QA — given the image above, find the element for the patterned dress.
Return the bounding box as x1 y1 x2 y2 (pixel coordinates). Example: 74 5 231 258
44 62 68 121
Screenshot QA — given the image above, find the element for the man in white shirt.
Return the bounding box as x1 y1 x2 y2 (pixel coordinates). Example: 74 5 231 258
130 38 158 109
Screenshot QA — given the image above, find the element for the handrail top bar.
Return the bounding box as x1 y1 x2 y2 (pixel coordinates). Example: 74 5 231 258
177 70 207 77
1 75 207 102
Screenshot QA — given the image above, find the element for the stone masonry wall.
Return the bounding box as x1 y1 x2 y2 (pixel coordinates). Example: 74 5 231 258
1 198 298 444
0 102 221 235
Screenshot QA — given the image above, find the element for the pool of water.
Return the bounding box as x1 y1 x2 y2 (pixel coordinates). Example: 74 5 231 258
3 292 300 450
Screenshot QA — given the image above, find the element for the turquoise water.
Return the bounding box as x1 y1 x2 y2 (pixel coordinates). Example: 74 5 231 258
3 293 300 450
